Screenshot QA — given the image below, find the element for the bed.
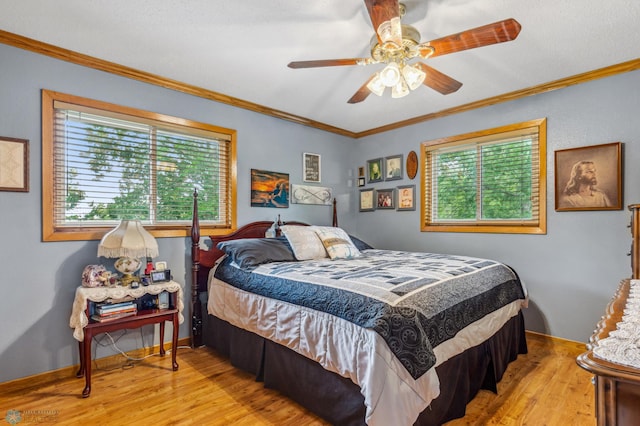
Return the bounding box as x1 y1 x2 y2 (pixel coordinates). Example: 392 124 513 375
190 195 528 425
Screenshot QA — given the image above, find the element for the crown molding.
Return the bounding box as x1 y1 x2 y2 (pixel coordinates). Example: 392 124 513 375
1 29 638 139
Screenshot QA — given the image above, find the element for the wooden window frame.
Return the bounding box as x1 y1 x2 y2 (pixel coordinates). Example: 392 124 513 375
421 118 547 234
42 90 237 242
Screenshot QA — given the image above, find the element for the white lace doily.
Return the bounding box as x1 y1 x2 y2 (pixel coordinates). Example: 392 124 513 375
69 281 184 341
592 280 640 368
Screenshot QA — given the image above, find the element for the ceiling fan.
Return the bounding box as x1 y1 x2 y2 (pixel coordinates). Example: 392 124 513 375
287 0 521 103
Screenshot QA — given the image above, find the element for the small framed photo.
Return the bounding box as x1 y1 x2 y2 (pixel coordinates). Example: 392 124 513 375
397 185 416 211
357 177 365 187
367 158 384 183
554 142 622 211
359 188 375 212
303 152 321 183
155 261 167 271
0 137 29 192
358 166 365 177
385 154 403 181
376 188 395 209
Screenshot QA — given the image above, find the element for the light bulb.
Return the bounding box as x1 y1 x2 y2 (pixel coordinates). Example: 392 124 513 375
366 73 386 96
402 64 426 91
379 62 402 87
391 78 410 98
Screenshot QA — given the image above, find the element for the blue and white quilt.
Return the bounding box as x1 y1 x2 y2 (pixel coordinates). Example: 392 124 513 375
214 249 525 380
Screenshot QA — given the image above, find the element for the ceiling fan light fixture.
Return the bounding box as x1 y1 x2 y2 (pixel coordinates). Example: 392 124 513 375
380 62 402 87
402 64 426 91
366 73 386 96
391 78 410 98
288 0 522 106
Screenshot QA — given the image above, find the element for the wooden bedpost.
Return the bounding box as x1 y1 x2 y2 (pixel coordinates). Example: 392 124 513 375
332 198 338 227
190 189 203 347
630 204 640 279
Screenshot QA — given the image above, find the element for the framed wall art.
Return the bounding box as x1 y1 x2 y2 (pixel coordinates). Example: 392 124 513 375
367 158 384 183
554 142 622 211
250 169 289 208
385 154 403 181
376 188 395 209
291 183 332 205
0 137 29 192
303 152 321 183
359 188 375 212
397 185 416 211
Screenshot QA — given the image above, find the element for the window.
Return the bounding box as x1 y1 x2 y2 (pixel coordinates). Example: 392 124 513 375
42 90 237 241
422 118 546 234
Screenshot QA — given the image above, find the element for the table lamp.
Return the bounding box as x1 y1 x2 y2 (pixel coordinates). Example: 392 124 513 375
97 220 159 287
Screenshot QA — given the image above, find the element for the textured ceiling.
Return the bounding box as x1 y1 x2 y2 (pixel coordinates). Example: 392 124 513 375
1 0 639 134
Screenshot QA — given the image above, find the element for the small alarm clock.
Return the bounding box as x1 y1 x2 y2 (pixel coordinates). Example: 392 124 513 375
150 269 172 283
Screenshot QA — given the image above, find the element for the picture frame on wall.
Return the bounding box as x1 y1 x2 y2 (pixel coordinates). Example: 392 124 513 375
385 154 403 181
367 158 384 183
0 136 29 192
376 188 395 209
250 169 289 208
359 188 375 212
554 142 622 211
357 177 365 187
291 183 332 205
397 185 416 211
303 152 321 183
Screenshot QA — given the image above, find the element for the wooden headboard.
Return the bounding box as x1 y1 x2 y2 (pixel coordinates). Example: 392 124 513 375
189 190 337 346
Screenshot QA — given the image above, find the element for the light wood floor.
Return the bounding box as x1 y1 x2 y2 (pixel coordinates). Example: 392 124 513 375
0 333 594 425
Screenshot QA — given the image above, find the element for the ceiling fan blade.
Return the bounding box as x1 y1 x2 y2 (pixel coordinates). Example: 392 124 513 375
288 58 372 68
415 63 462 95
420 18 522 58
347 75 376 104
364 0 403 47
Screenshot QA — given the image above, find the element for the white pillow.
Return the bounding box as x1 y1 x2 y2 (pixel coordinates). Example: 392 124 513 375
280 225 328 260
311 226 361 260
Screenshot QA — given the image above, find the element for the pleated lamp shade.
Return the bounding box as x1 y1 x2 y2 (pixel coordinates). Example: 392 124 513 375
97 220 159 259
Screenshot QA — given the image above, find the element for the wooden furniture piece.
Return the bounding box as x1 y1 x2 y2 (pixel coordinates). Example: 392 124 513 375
189 193 527 425
70 282 184 397
576 204 640 425
576 280 640 425
629 204 640 278
189 189 335 347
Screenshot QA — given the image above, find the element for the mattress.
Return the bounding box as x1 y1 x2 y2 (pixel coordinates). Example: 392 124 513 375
207 249 527 425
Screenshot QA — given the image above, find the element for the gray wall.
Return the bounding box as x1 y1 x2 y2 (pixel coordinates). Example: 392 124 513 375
0 43 351 382
1 40 638 383
352 70 640 342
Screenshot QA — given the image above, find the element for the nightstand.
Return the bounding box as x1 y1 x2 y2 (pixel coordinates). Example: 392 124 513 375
70 281 184 397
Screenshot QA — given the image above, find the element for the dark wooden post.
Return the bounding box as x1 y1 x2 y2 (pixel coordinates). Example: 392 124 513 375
332 198 338 227
190 189 203 347
629 204 640 279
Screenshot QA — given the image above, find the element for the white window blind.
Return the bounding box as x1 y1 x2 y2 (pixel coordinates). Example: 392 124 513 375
422 119 546 234
50 100 232 231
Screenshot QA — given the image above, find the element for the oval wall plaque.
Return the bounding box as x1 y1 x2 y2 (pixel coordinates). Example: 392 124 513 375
406 150 418 180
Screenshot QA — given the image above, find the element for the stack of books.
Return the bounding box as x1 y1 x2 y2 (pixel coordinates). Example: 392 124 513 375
91 301 137 322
